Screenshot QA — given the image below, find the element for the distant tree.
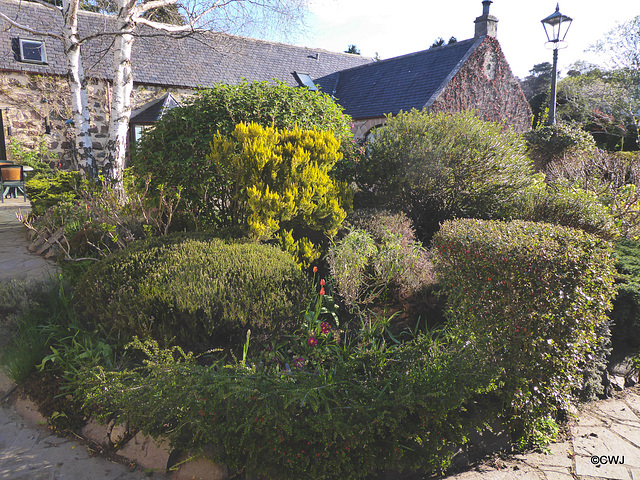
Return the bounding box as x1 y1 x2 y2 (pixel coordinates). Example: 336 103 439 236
345 44 361 55
429 36 457 49
588 15 640 150
520 62 553 128
373 51 381 62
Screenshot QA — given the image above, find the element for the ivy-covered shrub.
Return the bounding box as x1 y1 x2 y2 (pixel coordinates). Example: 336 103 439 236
505 176 618 240
132 81 355 230
329 209 433 308
75 233 310 353
433 219 616 437
205 122 350 266
25 171 82 217
358 110 534 242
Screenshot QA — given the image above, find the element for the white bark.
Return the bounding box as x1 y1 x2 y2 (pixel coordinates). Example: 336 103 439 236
61 0 98 178
104 0 136 201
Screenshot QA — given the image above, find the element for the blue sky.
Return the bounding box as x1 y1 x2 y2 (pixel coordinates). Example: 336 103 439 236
299 0 640 79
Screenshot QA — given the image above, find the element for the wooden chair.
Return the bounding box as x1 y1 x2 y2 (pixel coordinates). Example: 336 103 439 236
0 164 26 202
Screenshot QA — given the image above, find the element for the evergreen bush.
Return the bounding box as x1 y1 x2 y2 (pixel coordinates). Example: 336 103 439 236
433 219 616 438
75 233 310 353
132 81 355 230
358 110 533 242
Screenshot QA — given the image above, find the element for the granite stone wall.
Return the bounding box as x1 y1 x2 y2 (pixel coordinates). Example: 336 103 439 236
0 71 193 168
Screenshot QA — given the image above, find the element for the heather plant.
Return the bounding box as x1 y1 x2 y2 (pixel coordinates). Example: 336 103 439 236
357 110 534 242
75 233 310 353
433 219 616 441
206 122 351 266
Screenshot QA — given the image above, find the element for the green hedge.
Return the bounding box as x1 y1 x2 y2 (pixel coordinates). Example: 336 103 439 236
76 233 310 352
76 334 501 480
433 219 616 425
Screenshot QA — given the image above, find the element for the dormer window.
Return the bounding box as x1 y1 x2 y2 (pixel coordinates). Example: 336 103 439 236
19 38 47 64
293 72 317 91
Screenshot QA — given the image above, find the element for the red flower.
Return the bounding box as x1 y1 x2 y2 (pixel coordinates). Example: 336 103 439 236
319 287 325 296
320 279 325 286
313 266 318 273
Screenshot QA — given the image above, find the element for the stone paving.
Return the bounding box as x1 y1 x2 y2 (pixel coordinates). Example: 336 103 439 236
2 197 640 479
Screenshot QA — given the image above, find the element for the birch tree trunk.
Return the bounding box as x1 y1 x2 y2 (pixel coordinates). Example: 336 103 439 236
104 0 136 202
61 0 98 179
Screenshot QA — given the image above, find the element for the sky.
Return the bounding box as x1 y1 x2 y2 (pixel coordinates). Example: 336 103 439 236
298 0 640 79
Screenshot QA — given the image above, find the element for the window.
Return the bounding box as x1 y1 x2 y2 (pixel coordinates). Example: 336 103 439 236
19 38 47 64
293 72 317 91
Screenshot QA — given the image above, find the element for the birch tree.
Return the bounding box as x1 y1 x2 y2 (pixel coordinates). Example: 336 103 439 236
0 0 309 199
0 0 98 178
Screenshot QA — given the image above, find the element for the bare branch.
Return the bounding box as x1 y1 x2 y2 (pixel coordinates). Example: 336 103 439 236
0 11 63 40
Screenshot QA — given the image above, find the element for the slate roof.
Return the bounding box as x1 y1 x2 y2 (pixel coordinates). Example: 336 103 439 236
0 0 372 88
316 38 483 119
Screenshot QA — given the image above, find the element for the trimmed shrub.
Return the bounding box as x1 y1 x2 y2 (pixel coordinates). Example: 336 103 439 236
358 110 534 242
433 219 616 434
75 233 310 352
524 123 597 171
132 81 355 230
504 176 619 240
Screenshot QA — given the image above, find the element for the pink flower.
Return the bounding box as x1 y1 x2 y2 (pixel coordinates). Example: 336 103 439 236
320 322 330 334
307 337 318 347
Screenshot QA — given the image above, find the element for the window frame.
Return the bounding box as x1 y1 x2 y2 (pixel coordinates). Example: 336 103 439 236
18 37 47 64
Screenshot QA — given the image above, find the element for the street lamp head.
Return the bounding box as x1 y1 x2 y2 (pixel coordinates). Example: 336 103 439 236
541 3 572 47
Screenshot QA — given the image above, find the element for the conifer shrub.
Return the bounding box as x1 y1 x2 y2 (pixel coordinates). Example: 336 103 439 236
205 122 351 266
433 219 616 437
358 110 534 243
75 233 310 353
26 171 83 217
132 81 355 230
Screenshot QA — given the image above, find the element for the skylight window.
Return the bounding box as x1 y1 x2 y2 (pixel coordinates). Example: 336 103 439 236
19 38 47 64
293 72 317 91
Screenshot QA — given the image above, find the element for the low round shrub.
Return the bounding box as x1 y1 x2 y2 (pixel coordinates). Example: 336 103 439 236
76 233 310 352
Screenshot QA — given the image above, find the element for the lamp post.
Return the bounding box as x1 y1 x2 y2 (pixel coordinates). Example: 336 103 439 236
541 3 572 125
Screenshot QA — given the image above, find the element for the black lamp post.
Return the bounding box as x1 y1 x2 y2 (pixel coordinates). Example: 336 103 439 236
541 3 572 125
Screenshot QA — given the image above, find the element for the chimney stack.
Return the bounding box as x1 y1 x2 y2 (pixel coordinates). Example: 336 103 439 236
474 0 498 38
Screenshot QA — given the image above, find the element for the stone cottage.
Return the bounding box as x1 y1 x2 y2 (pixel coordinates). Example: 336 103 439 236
0 0 530 166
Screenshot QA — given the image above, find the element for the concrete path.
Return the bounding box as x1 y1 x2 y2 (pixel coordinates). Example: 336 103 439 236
0 198 59 282
0 198 169 479
2 197 640 479
447 391 640 480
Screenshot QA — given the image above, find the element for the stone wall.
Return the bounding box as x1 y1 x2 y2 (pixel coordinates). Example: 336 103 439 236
0 71 193 168
351 117 385 140
429 36 532 132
